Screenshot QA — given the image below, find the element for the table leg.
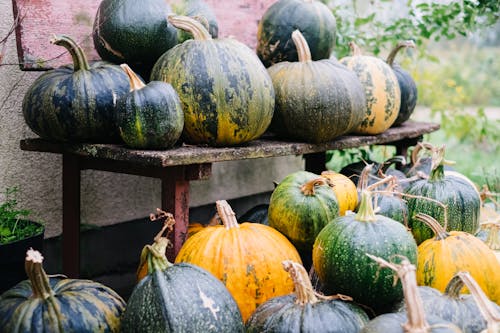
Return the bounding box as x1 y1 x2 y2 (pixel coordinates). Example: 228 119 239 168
62 154 81 278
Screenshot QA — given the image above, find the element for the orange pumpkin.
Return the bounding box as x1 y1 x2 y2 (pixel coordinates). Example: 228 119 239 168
175 200 302 321
321 170 358 215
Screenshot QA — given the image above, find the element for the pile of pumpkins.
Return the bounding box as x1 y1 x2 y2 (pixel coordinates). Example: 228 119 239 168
1 142 499 332
23 0 418 149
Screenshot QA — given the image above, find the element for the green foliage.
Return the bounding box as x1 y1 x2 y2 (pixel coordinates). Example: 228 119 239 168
0 187 43 244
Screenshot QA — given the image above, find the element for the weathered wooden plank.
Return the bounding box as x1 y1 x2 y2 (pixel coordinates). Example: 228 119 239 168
12 0 277 70
20 121 441 166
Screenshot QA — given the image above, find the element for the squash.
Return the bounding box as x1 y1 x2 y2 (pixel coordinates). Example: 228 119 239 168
321 170 358 215
360 255 462 333
246 261 369 333
268 171 339 259
339 42 401 134
23 35 130 142
175 200 302 321
256 0 337 67
124 214 244 332
404 145 481 244
387 40 418 126
476 222 500 262
415 213 500 304
0 249 125 332
117 64 184 149
170 0 219 43
371 177 409 226
151 15 275 146
312 190 418 313
267 30 365 143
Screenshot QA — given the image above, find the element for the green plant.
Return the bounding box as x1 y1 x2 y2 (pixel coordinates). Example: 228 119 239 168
0 187 43 245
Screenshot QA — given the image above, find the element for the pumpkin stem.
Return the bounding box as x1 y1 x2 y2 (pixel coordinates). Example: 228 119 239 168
443 274 465 299
482 222 500 250
283 260 319 304
414 213 449 241
291 30 312 62
50 34 90 72
120 64 146 91
216 200 240 230
357 164 375 191
348 41 363 56
457 271 500 333
300 177 330 196
25 248 55 299
366 175 396 192
355 191 377 222
386 40 416 67
366 254 431 333
168 15 212 41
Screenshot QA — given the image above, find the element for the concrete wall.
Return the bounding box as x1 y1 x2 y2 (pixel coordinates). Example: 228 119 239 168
0 0 304 238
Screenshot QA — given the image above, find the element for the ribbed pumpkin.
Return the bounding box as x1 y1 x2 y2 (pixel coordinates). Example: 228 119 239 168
405 146 481 244
256 0 337 67
175 200 302 321
23 35 130 142
387 40 418 126
0 249 125 332
415 213 500 304
339 42 401 134
321 170 358 215
116 64 184 149
476 222 500 262
268 171 339 256
313 190 418 313
151 15 275 146
267 30 365 143
246 261 369 333
124 215 244 332
360 255 462 333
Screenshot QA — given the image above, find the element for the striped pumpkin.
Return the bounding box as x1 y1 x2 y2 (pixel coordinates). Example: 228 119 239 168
151 15 275 146
339 42 401 134
0 249 125 332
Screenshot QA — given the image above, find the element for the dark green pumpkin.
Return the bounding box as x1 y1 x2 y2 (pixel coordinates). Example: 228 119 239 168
246 261 369 333
239 204 269 225
267 30 365 143
0 249 125 332
117 64 184 149
387 41 418 126
404 146 480 244
256 0 336 67
312 190 418 313
171 0 219 43
23 35 130 142
92 0 178 79
151 15 275 146
375 191 409 226
122 220 244 332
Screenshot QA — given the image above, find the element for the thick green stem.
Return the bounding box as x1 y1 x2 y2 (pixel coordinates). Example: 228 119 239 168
291 30 312 62
282 261 319 305
120 64 146 91
50 34 90 71
356 191 377 222
25 248 54 299
168 15 212 40
443 274 465 298
386 40 416 67
140 212 175 275
414 213 449 241
216 200 239 230
300 177 329 196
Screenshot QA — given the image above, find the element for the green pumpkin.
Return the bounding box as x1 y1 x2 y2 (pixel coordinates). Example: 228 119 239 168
122 220 244 332
171 0 219 43
246 261 369 333
23 35 130 142
267 30 365 143
257 0 336 67
117 64 184 149
268 171 339 257
0 249 125 332
151 15 275 146
312 190 418 312
387 41 418 126
404 146 480 244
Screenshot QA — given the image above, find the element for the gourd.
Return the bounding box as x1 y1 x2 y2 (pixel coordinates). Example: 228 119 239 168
368 175 409 226
267 30 365 143
151 15 275 146
404 145 480 244
321 170 358 215
415 213 500 304
360 255 462 333
117 64 184 149
0 249 125 332
170 0 219 43
175 200 302 321
246 261 369 333
123 213 244 332
23 35 130 142
386 40 418 126
339 42 401 134
256 0 337 67
313 189 418 313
